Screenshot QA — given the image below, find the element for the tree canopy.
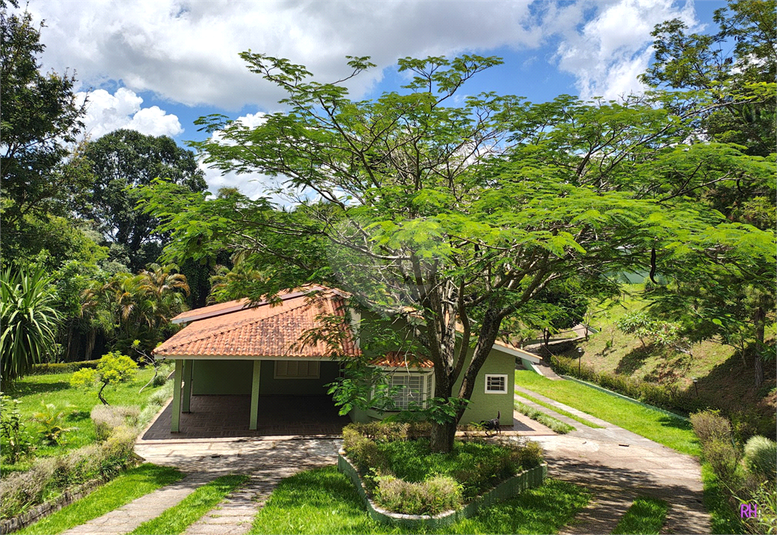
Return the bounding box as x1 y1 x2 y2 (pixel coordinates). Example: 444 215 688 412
141 42 774 451
82 129 208 272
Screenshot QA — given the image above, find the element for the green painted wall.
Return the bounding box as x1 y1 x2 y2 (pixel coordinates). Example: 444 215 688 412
258 360 340 395
454 348 514 425
192 360 253 395
190 359 341 396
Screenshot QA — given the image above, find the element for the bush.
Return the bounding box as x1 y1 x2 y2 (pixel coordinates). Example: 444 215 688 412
739 481 777 535
0 422 138 519
704 438 742 490
0 394 34 464
743 436 777 482
375 474 462 515
91 406 140 441
691 410 733 445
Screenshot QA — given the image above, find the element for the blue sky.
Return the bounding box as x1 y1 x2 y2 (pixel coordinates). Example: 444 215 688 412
27 0 727 197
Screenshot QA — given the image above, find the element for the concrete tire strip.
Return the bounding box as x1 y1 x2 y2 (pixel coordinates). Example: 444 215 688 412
515 386 710 534
60 438 340 535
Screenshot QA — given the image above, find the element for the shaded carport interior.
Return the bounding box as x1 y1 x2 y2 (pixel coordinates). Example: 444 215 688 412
142 394 350 439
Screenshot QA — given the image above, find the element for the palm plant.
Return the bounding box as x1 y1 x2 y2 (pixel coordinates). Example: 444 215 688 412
0 266 61 382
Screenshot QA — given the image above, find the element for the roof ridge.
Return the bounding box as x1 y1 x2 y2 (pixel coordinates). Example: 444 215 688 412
157 295 328 355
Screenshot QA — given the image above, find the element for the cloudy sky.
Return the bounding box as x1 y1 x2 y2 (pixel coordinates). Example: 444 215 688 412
25 0 725 197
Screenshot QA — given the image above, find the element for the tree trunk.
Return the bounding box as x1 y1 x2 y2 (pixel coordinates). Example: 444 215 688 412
754 305 765 388
98 381 109 405
430 420 457 453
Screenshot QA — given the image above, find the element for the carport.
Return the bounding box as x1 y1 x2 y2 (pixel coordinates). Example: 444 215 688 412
152 286 359 434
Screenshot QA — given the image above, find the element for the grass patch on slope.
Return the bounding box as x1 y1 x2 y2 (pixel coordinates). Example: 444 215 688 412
514 400 575 434
249 466 590 534
514 391 603 429
514 370 699 456
611 496 668 534
17 464 183 535
131 474 248 535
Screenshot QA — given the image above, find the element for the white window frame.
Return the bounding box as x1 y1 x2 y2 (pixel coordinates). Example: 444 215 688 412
274 360 320 379
380 371 433 410
484 374 508 394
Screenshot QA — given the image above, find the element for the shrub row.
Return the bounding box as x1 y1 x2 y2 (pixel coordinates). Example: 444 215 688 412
0 425 137 519
552 354 775 440
551 354 705 415
690 410 776 534
30 360 101 375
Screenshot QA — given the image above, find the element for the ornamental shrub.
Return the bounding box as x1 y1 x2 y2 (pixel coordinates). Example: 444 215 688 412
691 410 732 445
91 405 140 441
70 352 138 405
375 474 462 515
743 436 777 482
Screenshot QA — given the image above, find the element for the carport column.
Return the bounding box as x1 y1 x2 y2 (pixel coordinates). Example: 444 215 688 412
171 359 183 433
249 360 261 430
182 359 193 413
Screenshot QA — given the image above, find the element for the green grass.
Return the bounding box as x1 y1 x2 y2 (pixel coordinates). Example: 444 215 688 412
514 390 604 429
611 496 668 534
1 368 163 472
515 370 700 456
700 464 746 534
249 466 590 534
514 400 575 434
16 464 184 535
131 474 249 535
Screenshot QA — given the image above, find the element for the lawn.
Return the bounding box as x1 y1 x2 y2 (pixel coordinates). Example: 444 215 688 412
1 367 166 474
611 496 668 535
513 400 574 434
16 464 184 535
249 466 590 534
514 370 700 456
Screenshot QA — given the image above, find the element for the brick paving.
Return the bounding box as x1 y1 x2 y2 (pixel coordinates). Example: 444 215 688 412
141 395 350 440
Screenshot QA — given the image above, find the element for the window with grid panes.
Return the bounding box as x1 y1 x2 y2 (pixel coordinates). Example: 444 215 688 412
388 373 430 410
485 374 507 394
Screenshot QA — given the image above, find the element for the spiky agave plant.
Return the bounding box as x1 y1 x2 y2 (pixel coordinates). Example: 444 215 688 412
0 266 61 382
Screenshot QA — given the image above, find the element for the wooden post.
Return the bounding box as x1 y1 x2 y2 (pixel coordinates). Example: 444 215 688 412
171 359 183 433
249 360 262 430
182 359 193 413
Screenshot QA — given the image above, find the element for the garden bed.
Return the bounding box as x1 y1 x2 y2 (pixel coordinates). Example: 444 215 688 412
337 422 547 529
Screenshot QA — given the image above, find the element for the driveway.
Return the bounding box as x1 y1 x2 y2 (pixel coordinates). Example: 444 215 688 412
515 386 710 534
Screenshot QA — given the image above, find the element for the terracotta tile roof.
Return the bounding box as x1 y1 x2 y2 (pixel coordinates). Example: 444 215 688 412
154 287 360 359
372 351 433 369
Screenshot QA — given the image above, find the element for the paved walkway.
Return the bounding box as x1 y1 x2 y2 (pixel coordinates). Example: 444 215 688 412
62 472 216 535
63 437 341 535
515 387 710 534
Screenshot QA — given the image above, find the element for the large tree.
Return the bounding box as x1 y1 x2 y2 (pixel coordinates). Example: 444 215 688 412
640 0 776 386
0 1 95 267
82 129 207 272
143 53 770 452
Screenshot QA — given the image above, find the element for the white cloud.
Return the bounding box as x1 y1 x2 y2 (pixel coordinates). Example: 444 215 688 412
77 88 183 139
550 0 699 100
30 0 540 110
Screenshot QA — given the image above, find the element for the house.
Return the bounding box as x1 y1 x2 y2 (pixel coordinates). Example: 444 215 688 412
153 285 540 434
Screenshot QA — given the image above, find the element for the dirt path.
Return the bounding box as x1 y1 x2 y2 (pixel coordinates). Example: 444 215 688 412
516 388 710 534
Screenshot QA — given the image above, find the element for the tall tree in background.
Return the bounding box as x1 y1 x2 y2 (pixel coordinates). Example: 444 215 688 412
641 0 776 386
0 0 94 267
141 53 769 452
83 129 208 272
